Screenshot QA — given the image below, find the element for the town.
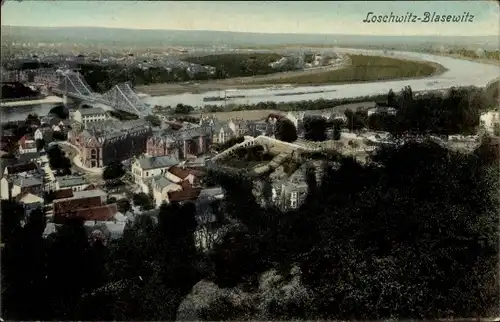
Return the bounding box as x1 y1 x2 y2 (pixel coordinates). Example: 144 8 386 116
1 82 497 242
1 1 500 321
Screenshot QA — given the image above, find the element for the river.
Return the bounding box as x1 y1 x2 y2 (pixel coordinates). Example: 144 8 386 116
0 100 79 123
144 48 500 107
2 48 498 123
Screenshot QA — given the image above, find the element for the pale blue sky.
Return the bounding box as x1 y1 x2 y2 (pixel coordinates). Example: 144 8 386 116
1 1 498 36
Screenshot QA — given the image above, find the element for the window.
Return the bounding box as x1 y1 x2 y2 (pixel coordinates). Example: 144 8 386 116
290 192 298 200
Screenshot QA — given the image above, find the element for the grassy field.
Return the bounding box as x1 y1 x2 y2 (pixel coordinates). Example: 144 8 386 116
251 54 442 85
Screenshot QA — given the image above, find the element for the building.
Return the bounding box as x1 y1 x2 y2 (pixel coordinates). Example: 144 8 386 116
0 175 44 200
150 176 184 208
285 109 348 136
131 155 180 184
3 161 39 176
480 111 500 134
55 175 90 191
34 126 54 142
68 119 152 168
199 116 235 144
18 135 37 154
227 118 249 137
367 106 398 117
269 164 309 210
72 107 108 124
52 189 117 224
146 126 212 158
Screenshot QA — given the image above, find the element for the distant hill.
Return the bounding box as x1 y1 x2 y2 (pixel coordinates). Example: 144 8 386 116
2 25 499 50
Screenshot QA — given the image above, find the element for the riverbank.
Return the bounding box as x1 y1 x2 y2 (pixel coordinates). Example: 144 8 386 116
0 95 63 107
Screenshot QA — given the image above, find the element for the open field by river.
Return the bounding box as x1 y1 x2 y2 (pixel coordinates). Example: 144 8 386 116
136 53 441 96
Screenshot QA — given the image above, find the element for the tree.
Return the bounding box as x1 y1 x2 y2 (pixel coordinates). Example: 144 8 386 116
344 110 367 132
49 105 69 119
0 200 24 244
45 218 99 319
47 145 71 175
145 114 162 127
117 199 131 213
133 193 154 211
303 116 327 141
174 104 193 114
52 130 67 141
35 138 45 152
387 89 396 107
274 118 298 142
25 113 40 126
102 161 126 181
213 136 245 152
1 206 48 320
1 138 19 157
332 124 341 141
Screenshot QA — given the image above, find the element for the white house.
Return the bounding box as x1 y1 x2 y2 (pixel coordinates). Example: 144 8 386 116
480 111 500 134
0 175 43 200
73 107 108 124
367 107 398 117
34 127 53 142
55 175 90 191
131 155 179 184
150 176 183 208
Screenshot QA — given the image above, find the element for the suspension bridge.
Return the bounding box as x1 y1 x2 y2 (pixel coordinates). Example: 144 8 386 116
35 69 150 116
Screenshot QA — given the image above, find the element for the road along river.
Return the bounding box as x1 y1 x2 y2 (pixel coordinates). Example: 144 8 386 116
144 48 500 108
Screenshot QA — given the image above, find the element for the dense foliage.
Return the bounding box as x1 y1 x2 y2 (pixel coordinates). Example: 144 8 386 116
48 104 69 119
47 145 72 175
274 118 298 142
1 82 42 100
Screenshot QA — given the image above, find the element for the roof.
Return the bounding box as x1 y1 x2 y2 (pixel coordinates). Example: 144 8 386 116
52 188 74 200
137 155 179 170
168 166 192 180
16 192 44 204
77 119 151 144
58 189 106 201
79 107 106 116
153 176 176 190
18 152 42 163
168 187 202 203
12 176 43 188
5 162 38 174
56 204 118 222
198 187 224 200
56 175 89 188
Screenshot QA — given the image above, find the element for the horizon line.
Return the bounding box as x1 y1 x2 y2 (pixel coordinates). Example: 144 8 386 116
2 24 498 38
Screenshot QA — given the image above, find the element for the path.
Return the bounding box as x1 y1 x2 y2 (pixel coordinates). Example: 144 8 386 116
56 141 104 178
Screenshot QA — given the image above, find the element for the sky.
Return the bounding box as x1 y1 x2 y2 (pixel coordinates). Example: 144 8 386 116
1 1 498 36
